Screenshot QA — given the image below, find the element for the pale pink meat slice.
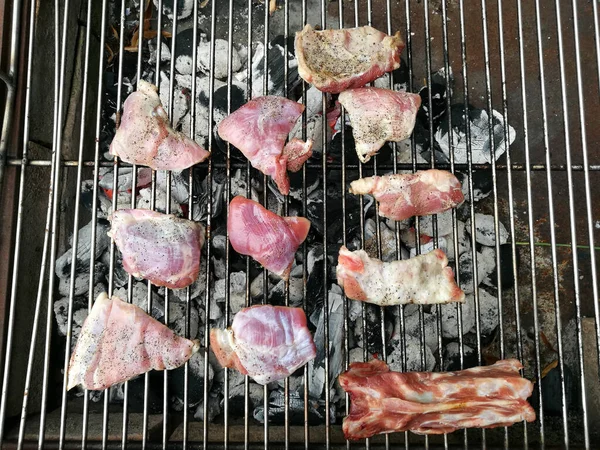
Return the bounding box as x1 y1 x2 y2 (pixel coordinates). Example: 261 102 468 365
210 305 316 385
339 358 536 440
349 169 465 221
338 87 421 163
282 138 313 172
295 25 404 94
110 80 210 170
217 96 305 195
336 246 465 306
67 293 199 390
109 209 205 289
228 196 310 279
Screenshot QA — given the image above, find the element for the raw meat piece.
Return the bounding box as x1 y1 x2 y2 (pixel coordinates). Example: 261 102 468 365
336 246 464 305
295 25 404 93
228 196 310 279
68 293 199 390
338 87 421 162
349 170 464 221
110 80 210 170
210 305 316 384
217 96 304 195
282 138 313 172
339 358 535 440
109 209 205 289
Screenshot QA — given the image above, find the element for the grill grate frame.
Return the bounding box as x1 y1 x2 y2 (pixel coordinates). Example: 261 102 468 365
0 0 598 448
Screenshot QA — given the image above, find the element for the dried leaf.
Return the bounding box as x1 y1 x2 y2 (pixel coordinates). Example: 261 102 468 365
200 0 209 7
540 331 558 353
269 0 277 14
541 359 558 378
106 44 115 64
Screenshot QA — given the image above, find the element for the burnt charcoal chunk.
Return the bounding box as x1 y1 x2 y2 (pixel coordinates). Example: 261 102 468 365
534 364 575 415
253 390 325 425
124 373 163 413
486 244 518 289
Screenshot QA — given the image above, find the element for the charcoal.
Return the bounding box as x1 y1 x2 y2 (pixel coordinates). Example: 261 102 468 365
468 288 499 336
250 273 273 299
173 28 196 75
388 333 435 372
458 170 493 203
214 271 246 314
121 373 164 413
196 39 242 80
419 209 455 237
147 39 171 65
413 119 449 165
443 342 477 371
268 277 303 306
435 104 516 164
152 0 194 20
409 237 449 259
168 302 200 339
309 285 345 398
364 218 402 262
228 382 264 411
194 175 226 222
465 213 509 247
229 169 260 202
55 219 111 279
349 347 365 364
417 68 452 131
58 261 107 297
113 282 165 320
170 352 214 406
400 309 439 352
194 393 222 423
247 38 299 99
442 219 469 261
458 249 496 294
54 296 89 336
536 364 575 415
111 253 130 288
253 390 324 425
437 301 475 339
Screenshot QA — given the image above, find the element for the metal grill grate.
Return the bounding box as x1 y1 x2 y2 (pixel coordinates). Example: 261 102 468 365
0 0 599 448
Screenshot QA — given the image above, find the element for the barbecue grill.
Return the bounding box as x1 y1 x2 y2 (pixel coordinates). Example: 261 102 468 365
0 0 598 448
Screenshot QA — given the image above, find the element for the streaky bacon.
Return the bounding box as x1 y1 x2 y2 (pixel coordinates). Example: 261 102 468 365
228 196 310 279
210 305 316 385
338 87 421 162
349 169 464 221
336 246 465 305
339 358 536 440
295 25 404 94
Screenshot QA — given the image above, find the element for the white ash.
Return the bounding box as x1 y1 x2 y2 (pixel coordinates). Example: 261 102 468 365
277 375 303 393
396 143 428 164
229 169 260 203
349 347 365 364
443 342 475 371
196 39 242 80
408 237 448 259
435 108 516 164
270 277 304 306
442 220 468 261
194 392 221 423
461 179 492 203
113 282 165 320
207 296 222 320
58 263 104 297
289 264 303 278
175 55 193 75
290 114 325 154
468 288 499 336
96 189 133 219
168 302 200 339
465 213 509 247
397 309 439 352
214 271 246 314
228 382 264 408
364 218 400 262
388 333 436 372
479 246 498 286
174 74 226 98
437 301 475 339
152 0 194 20
137 187 183 216
188 351 214 385
418 210 455 237
347 298 362 322
98 166 152 192
147 40 171 65
55 220 111 279
158 72 189 129
458 249 496 295
156 170 189 205
250 273 273 298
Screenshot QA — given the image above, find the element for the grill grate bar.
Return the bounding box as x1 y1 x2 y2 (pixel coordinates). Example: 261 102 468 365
569 0 600 387
554 0 591 446
0 0 36 442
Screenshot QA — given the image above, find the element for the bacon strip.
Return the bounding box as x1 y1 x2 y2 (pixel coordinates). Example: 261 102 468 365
349 170 464 221
336 246 465 305
339 359 536 440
